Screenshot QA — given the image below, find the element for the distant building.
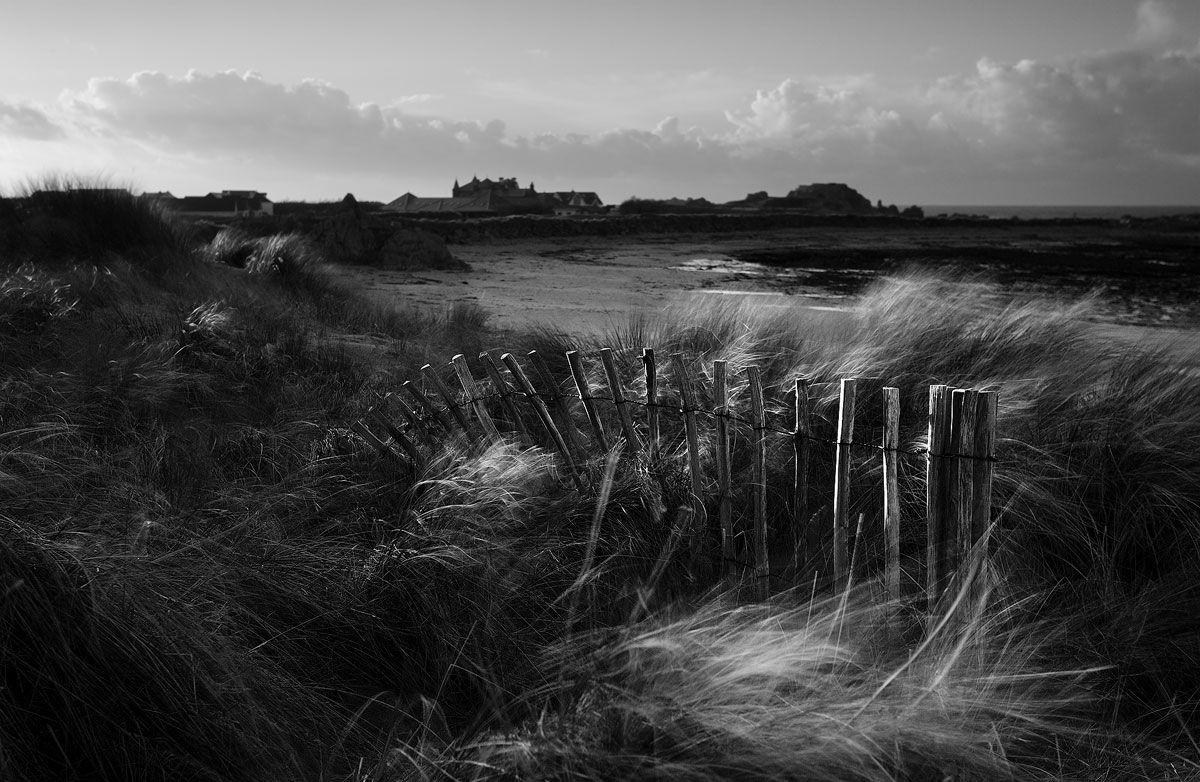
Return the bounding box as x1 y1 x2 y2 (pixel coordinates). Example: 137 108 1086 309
166 190 273 217
388 176 603 216
547 191 604 215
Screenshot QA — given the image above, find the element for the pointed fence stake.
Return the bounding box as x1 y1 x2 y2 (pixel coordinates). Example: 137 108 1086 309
403 380 453 434
793 378 811 579
501 352 584 489
599 348 642 453
882 386 901 600
422 363 475 440
713 360 735 580
480 351 530 443
566 350 609 451
368 405 426 469
951 389 978 574
747 365 769 600
642 348 660 460
671 353 706 558
832 378 858 587
452 354 501 443
528 350 582 459
926 385 953 605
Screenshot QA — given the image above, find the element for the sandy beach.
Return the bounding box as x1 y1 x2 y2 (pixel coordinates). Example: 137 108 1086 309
332 225 1200 358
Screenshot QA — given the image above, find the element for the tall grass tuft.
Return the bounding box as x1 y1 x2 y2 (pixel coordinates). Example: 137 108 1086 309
2 174 193 266
383 582 1117 782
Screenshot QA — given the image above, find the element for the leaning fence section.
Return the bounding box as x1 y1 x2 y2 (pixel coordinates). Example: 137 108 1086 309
354 347 998 605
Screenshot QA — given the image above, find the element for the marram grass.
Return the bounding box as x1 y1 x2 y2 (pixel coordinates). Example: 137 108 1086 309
3 192 1200 781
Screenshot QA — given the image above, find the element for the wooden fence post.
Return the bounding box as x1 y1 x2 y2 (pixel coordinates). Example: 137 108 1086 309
480 351 530 443
793 378 811 577
528 351 583 460
403 380 453 434
566 351 609 451
882 386 901 600
968 390 998 605
832 378 858 587
671 353 706 544
599 348 642 453
713 360 735 580
952 389 978 572
972 391 998 546
501 353 583 489
926 385 953 604
642 348 660 460
381 391 422 433
452 354 501 443
422 363 475 440
368 405 426 469
747 366 769 599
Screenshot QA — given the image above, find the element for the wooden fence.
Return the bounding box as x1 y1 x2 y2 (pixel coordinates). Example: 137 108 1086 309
351 347 998 604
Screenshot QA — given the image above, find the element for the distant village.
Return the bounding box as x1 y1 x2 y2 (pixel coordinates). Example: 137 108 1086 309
134 177 607 219
21 178 927 219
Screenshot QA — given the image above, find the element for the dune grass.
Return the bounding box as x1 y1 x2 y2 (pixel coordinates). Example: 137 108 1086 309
3 189 1200 781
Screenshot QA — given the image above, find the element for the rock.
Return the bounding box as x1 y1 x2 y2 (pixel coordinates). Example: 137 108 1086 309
786 183 874 213
378 229 463 270
315 210 376 262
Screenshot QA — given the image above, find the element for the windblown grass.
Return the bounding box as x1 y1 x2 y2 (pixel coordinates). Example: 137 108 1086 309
386 580 1115 782
4 192 1200 782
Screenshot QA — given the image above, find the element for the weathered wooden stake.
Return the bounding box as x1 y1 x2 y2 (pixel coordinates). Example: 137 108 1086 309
952 389 978 571
793 378 811 577
832 378 858 587
968 390 998 606
599 348 642 453
480 351 530 443
747 365 769 599
881 386 901 600
671 353 705 539
501 353 583 488
422 363 475 439
642 348 660 460
713 360 734 580
452 354 501 443
566 351 608 451
926 385 953 604
971 391 998 545
403 380 453 434
528 350 582 459
350 419 401 463
368 405 425 469
379 391 422 434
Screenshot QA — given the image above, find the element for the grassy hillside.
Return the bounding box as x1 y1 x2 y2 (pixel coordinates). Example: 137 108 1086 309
2 180 1199 781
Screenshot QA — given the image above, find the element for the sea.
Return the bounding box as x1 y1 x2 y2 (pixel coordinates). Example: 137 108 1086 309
920 205 1200 220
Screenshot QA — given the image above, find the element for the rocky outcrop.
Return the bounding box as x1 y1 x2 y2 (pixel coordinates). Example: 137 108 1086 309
784 183 874 213
310 204 465 270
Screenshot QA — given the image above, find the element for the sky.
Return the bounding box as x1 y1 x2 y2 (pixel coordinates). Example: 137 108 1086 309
2 0 1199 206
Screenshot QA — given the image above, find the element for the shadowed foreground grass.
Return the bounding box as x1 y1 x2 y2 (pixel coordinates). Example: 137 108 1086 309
2 181 1200 781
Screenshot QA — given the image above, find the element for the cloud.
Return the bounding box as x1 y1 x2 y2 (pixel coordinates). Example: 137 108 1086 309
60 69 730 183
1135 0 1187 47
719 41 1200 198
48 34 1200 204
0 101 65 140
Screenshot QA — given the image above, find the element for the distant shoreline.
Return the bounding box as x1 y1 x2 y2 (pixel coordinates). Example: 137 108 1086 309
919 204 1200 220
